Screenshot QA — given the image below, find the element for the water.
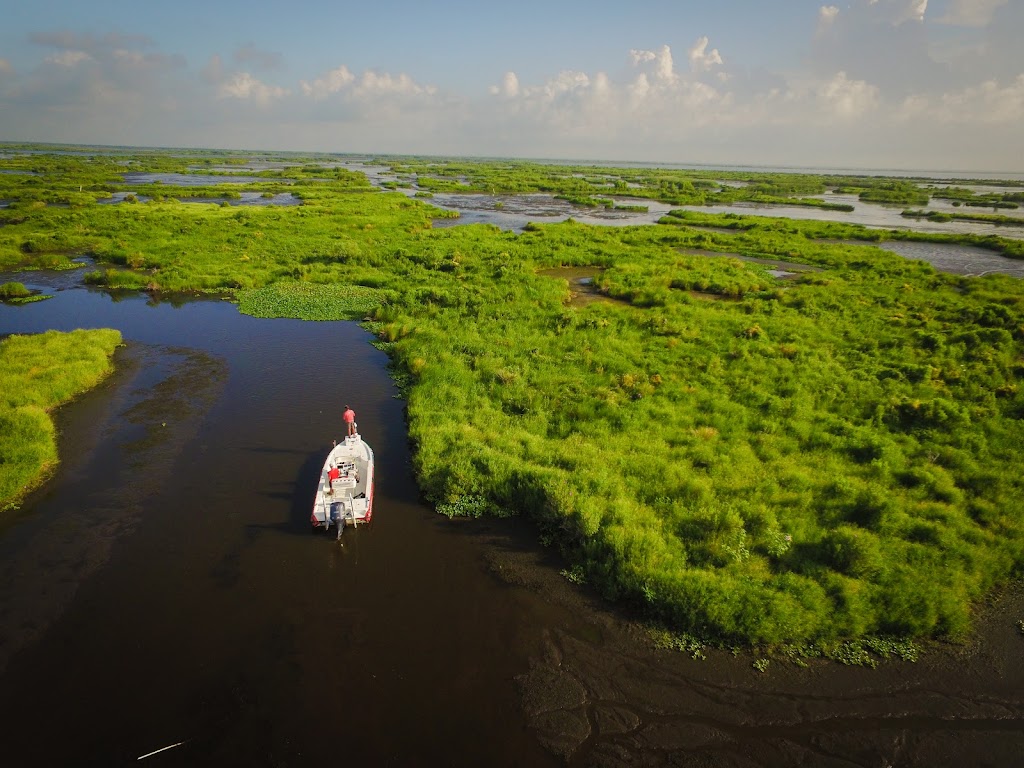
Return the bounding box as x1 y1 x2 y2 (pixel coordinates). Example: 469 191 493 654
99 191 299 207
343 163 1024 257
675 195 1024 240
877 241 1024 277
122 172 277 186
0 283 556 766
427 193 675 231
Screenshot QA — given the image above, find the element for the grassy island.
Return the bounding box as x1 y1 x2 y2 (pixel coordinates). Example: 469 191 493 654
2 147 1023 649
0 329 122 509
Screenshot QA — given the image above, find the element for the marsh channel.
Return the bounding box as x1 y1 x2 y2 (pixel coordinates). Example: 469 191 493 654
1 227 1023 764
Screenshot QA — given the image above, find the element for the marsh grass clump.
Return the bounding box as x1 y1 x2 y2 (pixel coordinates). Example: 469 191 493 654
0 281 49 303
0 329 121 509
0 281 32 299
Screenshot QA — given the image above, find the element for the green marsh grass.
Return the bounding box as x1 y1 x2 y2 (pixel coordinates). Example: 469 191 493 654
0 329 122 508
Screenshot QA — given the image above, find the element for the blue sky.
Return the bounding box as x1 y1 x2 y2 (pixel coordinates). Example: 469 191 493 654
1 0 1021 171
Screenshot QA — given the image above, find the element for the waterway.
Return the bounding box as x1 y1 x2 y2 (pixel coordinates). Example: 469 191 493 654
0 278 555 766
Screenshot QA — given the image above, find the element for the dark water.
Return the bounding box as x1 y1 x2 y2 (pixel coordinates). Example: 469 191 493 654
3 275 1023 767
0 285 555 767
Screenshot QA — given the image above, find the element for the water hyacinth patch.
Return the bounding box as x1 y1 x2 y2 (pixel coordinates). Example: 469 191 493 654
236 282 389 321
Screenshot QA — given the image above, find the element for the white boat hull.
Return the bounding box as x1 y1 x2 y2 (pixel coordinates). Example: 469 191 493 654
310 432 375 536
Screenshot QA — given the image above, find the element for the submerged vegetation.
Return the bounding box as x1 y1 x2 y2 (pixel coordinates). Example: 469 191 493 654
0 329 122 509
2 146 1023 648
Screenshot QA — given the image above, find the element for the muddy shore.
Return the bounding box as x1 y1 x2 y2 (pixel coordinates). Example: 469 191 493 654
464 517 1024 767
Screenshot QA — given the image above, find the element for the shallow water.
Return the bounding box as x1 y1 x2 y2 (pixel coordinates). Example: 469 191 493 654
878 241 1024 277
676 196 1024 240
122 172 273 186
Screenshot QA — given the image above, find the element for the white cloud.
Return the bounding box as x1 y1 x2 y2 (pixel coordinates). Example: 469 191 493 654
934 74 1024 123
630 44 680 83
46 50 91 68
688 37 722 73
629 49 656 66
488 71 519 98
219 72 288 105
937 0 1008 27
818 5 840 32
817 71 880 117
1 21 1020 172
300 65 434 101
300 65 355 99
353 70 435 98
908 0 929 22
856 0 929 25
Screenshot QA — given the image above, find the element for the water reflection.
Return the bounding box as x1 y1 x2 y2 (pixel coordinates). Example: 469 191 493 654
0 283 557 767
122 172 276 185
676 196 1024 240
877 241 1024 277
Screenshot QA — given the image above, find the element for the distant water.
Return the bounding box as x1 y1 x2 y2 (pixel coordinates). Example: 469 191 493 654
524 158 1024 182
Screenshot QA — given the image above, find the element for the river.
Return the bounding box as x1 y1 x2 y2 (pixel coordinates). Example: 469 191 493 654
2 270 1023 766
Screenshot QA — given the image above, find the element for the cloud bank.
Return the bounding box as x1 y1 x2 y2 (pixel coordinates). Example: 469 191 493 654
0 0 1020 172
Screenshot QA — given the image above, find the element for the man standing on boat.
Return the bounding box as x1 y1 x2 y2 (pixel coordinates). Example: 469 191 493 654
343 405 357 437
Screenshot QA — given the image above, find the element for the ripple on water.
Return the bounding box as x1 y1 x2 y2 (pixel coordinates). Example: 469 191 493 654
877 241 1024 277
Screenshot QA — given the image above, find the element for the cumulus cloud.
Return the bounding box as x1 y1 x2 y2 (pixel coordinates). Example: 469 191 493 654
818 5 840 31
932 74 1024 123
353 70 435 98
488 71 519 98
0 18 1020 172
811 0 939 96
937 0 1008 27
688 37 722 73
301 65 355 99
300 64 434 101
630 45 680 83
817 71 880 117
219 72 288 105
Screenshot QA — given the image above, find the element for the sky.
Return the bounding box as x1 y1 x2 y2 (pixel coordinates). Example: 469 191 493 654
0 0 1021 172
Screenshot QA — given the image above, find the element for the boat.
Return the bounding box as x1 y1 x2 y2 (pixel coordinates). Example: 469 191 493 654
310 430 375 539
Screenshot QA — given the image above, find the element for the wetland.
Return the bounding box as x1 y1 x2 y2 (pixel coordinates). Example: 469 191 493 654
1 146 1023 765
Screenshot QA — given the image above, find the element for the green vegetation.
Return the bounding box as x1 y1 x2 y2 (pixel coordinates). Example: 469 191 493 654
3 147 1024 651
858 182 930 206
902 209 1024 227
0 329 122 509
0 281 32 299
0 281 50 304
237 282 389 321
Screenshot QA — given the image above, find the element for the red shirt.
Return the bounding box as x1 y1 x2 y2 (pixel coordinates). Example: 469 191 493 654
343 408 355 424
328 467 340 482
